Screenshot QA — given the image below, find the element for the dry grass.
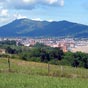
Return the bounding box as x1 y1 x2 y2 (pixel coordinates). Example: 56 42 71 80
0 58 88 78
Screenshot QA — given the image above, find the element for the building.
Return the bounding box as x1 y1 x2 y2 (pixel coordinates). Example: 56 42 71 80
0 49 5 54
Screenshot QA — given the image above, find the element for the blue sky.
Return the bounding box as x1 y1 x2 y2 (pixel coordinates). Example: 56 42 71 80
0 0 88 26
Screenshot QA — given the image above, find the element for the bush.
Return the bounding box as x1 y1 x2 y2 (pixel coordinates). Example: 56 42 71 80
49 59 59 65
29 57 41 62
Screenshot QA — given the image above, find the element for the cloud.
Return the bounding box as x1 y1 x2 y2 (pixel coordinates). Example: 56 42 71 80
32 18 42 21
47 19 53 22
22 0 36 3
32 18 54 22
0 13 28 26
0 18 9 23
0 17 12 26
60 0 64 6
46 0 64 6
0 0 64 26
0 9 9 17
0 0 64 10
13 14 27 19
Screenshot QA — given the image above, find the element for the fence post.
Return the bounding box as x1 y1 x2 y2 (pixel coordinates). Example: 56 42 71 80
8 57 11 72
60 65 63 76
48 62 50 76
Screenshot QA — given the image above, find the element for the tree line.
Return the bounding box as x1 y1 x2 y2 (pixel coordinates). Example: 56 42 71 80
0 41 88 69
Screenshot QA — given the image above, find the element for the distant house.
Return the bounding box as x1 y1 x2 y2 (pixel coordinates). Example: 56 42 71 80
58 43 68 52
0 49 5 54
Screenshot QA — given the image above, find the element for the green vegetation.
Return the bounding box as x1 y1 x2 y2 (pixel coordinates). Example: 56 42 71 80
0 58 88 78
0 40 16 46
0 40 88 69
0 58 88 88
0 73 88 88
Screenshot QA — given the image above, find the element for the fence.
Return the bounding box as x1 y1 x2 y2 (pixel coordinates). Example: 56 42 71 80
0 58 88 78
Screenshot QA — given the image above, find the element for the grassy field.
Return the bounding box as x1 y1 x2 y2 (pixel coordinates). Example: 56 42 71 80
0 58 88 88
0 73 88 88
0 58 88 78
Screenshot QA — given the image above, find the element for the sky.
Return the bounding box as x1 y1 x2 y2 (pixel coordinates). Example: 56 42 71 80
0 0 88 26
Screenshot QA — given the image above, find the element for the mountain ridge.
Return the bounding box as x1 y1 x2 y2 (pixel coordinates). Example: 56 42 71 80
0 18 88 37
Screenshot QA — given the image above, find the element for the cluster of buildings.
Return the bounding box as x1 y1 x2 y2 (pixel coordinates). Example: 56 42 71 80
0 37 88 53
71 39 88 53
17 38 75 52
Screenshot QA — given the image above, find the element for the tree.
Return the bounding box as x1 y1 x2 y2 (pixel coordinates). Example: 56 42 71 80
51 48 63 60
6 47 19 54
40 50 46 62
72 59 79 68
83 56 88 69
40 49 50 62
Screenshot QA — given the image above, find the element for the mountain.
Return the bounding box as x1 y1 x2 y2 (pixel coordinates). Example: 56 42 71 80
0 18 88 37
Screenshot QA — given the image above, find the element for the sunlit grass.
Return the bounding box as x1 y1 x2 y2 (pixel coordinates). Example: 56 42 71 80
0 58 88 88
0 58 88 78
0 73 88 88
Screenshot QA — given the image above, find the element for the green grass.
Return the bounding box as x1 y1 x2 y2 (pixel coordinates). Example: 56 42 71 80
0 73 88 88
0 58 88 78
0 58 88 88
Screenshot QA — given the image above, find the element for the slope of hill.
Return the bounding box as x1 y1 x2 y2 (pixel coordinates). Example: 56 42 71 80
0 58 88 78
0 18 88 37
0 58 88 88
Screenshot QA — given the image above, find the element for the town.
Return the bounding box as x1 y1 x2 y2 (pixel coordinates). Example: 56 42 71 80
0 37 88 53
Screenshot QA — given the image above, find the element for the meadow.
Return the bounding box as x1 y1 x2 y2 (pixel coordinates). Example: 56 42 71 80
0 58 88 88
0 73 88 88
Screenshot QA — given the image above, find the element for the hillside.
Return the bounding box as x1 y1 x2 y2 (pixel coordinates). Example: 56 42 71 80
0 58 88 78
0 18 88 37
0 58 88 88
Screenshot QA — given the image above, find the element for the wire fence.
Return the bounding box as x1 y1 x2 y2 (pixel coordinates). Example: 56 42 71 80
0 58 88 78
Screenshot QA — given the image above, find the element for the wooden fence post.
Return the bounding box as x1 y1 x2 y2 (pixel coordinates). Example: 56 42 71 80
8 57 11 72
48 62 50 76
